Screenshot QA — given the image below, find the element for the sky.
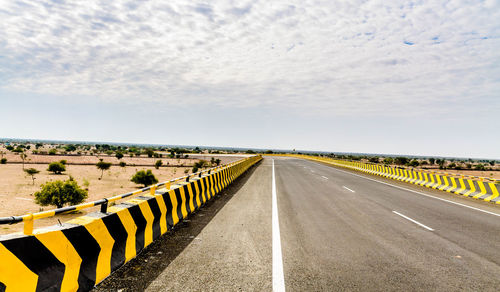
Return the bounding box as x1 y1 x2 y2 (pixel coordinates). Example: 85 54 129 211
0 0 499 159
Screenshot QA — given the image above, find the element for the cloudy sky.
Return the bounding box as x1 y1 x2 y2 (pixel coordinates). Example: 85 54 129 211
0 0 499 158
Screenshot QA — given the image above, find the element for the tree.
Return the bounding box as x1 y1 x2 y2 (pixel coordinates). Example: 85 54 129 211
64 144 77 152
20 153 27 170
409 160 420 167
96 160 112 179
34 179 88 208
369 157 379 163
115 152 124 160
144 148 155 158
490 160 496 166
131 170 158 187
0 158 6 164
215 158 221 166
394 157 409 165
429 158 435 165
49 149 57 155
383 157 393 165
155 160 163 169
24 168 40 185
48 162 66 174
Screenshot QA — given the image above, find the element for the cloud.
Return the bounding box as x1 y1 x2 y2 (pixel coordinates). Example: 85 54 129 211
0 0 498 116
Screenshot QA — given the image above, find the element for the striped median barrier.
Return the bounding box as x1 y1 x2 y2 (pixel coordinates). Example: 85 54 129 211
279 154 500 204
0 155 261 292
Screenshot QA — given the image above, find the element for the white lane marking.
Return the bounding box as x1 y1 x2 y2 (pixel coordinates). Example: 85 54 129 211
324 165 500 218
321 176 329 180
392 211 434 231
342 186 355 193
16 197 32 201
272 159 286 292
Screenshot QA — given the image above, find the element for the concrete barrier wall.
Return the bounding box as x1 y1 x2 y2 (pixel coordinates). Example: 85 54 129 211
287 155 500 204
0 155 261 292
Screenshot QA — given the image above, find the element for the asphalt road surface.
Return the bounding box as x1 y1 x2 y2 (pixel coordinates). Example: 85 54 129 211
95 157 500 291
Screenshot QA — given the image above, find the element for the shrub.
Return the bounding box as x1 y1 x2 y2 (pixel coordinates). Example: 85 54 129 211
115 152 124 160
155 160 163 169
48 162 66 174
429 158 435 165
59 159 67 165
1 158 6 164
369 157 379 163
474 164 485 171
119 161 127 167
409 160 420 167
131 170 158 187
48 148 57 155
96 160 112 179
34 179 88 208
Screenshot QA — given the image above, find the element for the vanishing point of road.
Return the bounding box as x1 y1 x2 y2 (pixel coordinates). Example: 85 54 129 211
95 157 500 291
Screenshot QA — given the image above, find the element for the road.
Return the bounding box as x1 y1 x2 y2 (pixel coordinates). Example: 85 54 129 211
95 157 500 291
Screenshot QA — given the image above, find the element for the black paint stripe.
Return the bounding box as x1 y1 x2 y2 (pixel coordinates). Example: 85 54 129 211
0 281 5 292
101 213 128 273
62 225 101 291
182 185 192 215
146 197 162 241
127 204 147 254
161 191 174 230
174 188 184 222
2 236 65 292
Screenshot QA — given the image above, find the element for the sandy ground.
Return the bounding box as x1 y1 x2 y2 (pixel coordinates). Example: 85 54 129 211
0 155 242 235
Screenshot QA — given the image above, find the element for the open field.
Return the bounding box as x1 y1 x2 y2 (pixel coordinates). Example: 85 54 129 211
0 154 241 235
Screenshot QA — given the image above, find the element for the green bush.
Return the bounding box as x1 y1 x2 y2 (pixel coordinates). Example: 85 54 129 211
131 170 158 187
115 152 124 160
119 161 127 167
24 168 40 185
34 179 88 208
47 162 66 174
48 149 57 155
59 159 67 165
394 157 409 165
155 160 163 169
383 157 393 165
0 158 6 164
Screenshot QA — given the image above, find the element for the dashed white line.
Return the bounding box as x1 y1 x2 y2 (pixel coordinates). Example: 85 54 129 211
342 186 355 193
392 211 435 231
323 165 500 218
272 159 286 292
321 176 329 180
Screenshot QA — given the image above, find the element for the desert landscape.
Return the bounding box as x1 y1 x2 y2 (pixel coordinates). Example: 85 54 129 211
0 142 242 234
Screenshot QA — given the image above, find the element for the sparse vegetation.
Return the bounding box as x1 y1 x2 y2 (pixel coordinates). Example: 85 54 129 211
0 158 6 164
155 160 163 169
47 162 66 174
131 170 158 187
119 161 127 167
34 178 88 208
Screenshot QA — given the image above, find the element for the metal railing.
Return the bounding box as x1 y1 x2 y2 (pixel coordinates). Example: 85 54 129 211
0 158 245 235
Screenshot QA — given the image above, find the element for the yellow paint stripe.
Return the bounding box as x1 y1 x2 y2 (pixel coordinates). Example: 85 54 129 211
473 181 487 199
154 195 168 235
447 177 458 193
36 230 82 292
433 175 442 189
168 189 179 225
137 201 155 247
463 180 476 197
72 216 115 284
484 183 499 202
0 243 39 292
108 206 137 261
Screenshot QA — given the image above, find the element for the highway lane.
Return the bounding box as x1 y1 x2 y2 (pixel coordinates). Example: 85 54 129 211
95 157 500 291
276 157 500 291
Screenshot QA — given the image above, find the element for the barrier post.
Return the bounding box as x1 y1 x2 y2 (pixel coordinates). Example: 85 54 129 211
100 198 108 213
150 185 157 196
23 213 34 235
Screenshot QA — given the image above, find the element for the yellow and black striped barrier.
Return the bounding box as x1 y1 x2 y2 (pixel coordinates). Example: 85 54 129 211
0 155 261 292
277 154 500 204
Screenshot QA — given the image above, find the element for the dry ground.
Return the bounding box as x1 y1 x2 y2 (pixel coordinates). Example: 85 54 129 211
0 155 241 235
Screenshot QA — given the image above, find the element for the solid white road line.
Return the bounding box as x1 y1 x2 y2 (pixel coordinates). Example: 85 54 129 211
342 186 355 193
272 159 286 292
15 197 32 201
321 176 329 180
392 211 435 231
323 165 500 218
